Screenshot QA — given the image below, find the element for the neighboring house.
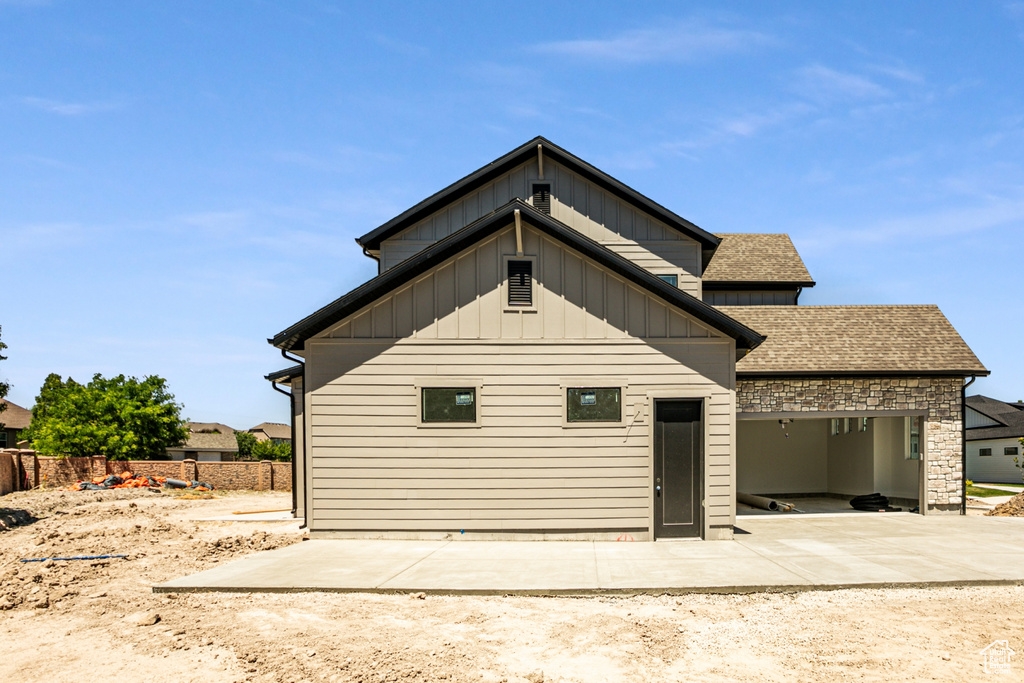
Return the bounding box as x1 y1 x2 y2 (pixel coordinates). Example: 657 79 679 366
268 137 987 540
0 398 32 450
166 422 238 462
965 395 1024 484
248 422 291 444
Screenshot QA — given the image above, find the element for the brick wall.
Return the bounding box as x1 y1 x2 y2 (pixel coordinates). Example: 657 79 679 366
0 453 14 496
737 376 964 512
8 452 292 493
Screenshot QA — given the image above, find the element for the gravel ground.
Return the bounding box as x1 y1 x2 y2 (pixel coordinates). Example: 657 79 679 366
1 488 1022 682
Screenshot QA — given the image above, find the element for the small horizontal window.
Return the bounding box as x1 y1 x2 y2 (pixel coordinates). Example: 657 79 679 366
422 387 476 423
1005 446 1019 456
656 274 678 287
979 448 992 456
567 387 620 422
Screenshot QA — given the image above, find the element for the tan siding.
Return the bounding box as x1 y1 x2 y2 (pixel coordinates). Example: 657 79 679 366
322 225 722 343
378 159 703 293
306 339 733 533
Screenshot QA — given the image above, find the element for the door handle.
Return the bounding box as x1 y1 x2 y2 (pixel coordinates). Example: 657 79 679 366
655 485 661 496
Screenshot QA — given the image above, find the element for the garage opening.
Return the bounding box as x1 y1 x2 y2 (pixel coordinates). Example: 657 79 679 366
736 415 922 515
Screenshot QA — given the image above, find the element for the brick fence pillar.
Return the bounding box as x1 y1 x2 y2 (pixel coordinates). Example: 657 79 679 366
258 460 272 491
181 459 197 482
91 455 108 479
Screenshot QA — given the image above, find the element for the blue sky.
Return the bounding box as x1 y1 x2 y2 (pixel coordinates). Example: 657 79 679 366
2 1 1023 428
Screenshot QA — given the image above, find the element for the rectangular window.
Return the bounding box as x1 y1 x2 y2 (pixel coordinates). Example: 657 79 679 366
859 417 869 432
566 387 621 422
531 182 551 214
507 260 533 307
843 418 852 434
421 387 476 423
830 418 840 436
980 448 992 456
1005 446 1019 456
907 416 920 460
656 274 678 287
0 431 6 448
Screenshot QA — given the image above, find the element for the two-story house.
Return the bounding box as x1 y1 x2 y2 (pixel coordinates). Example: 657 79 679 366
268 137 987 540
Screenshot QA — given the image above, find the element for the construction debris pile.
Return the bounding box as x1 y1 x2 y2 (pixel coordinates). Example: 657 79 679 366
987 492 1024 517
69 472 214 492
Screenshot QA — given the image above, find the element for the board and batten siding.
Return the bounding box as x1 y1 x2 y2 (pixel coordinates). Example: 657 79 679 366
305 340 734 536
704 290 798 306
338 225 716 342
379 158 703 296
306 224 736 538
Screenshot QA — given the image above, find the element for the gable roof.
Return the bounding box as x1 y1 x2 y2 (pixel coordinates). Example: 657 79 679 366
272 199 765 353
356 136 720 252
0 398 32 431
703 233 815 288
175 422 238 452
266 365 303 383
965 395 1024 440
249 422 291 440
724 305 988 376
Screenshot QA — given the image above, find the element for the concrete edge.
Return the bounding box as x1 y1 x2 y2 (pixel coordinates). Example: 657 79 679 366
151 578 1024 597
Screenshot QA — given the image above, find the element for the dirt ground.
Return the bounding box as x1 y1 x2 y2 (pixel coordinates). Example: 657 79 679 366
2 489 1023 682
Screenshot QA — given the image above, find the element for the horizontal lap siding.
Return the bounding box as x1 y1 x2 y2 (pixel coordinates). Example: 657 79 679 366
307 340 733 532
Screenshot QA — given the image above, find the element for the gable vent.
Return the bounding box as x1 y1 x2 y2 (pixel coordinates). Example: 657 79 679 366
507 260 533 306
531 183 551 214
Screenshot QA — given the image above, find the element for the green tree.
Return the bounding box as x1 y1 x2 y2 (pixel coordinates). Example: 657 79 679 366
252 439 292 462
24 373 189 460
235 430 258 460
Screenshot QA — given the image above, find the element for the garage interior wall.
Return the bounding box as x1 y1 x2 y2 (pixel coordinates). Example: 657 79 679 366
737 417 917 500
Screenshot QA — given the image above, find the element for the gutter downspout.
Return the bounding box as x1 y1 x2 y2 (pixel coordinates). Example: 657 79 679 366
280 347 307 527
795 286 803 305
270 380 297 517
962 375 977 515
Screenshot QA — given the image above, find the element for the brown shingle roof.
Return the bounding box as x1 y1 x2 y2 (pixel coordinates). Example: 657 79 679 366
0 399 32 430
725 305 988 376
249 422 291 440
178 422 238 451
703 234 815 285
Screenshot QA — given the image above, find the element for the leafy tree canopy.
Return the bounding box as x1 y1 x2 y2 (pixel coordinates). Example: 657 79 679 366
235 430 291 461
22 373 189 460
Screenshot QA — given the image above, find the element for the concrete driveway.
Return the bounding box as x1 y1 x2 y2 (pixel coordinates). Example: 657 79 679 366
155 513 1024 595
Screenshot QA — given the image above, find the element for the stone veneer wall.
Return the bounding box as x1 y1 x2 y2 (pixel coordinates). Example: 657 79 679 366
736 376 964 512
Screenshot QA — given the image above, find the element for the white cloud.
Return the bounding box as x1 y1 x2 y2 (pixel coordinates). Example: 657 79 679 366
18 96 122 116
666 103 814 151
530 19 773 64
794 65 889 102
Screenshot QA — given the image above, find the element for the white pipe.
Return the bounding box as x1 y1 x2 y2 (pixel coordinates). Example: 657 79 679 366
737 491 780 512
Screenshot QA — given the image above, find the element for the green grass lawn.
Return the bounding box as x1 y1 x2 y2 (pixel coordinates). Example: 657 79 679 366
967 485 1021 498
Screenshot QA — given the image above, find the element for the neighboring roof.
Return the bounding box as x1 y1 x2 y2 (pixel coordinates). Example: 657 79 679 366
703 234 815 288
172 422 239 452
0 398 32 431
965 395 1024 440
272 199 765 353
724 305 989 376
249 422 290 440
266 365 303 383
356 136 720 252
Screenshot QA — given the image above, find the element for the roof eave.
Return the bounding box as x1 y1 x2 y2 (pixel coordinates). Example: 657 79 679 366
737 369 991 378
356 136 720 251
703 280 817 291
274 200 762 353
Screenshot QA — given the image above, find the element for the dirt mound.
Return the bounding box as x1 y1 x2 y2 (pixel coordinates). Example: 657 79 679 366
987 491 1024 516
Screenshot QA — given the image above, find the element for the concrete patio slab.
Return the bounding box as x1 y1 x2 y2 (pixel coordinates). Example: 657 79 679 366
155 514 1024 595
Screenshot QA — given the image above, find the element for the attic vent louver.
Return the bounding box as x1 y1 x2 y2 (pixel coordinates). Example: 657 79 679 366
531 183 551 214
507 260 533 307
